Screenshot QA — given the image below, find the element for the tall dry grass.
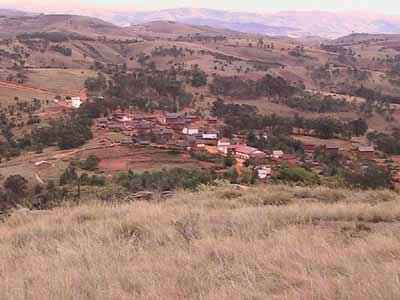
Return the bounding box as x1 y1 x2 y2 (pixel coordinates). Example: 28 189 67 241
1 185 400 300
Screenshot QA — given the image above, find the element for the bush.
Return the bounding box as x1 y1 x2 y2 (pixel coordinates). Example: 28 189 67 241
277 165 320 186
117 168 216 192
191 71 207 87
80 155 100 171
344 164 393 190
4 175 28 196
50 45 72 56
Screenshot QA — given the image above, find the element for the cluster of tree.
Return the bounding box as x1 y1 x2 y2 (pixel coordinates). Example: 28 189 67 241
279 93 353 113
197 50 242 64
354 86 400 104
77 155 101 171
212 100 368 139
17 32 70 43
84 73 107 92
210 74 298 99
344 163 393 190
190 150 222 164
29 111 93 150
50 44 72 56
0 174 68 213
0 48 21 60
151 46 185 58
104 70 193 112
117 168 216 192
0 99 43 161
320 44 355 56
176 35 227 43
225 167 256 185
247 131 304 154
288 46 305 57
275 164 321 185
190 69 207 87
367 130 400 155
59 166 105 187
296 117 368 139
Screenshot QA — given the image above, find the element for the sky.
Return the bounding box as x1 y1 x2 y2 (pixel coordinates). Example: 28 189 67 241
2 0 400 15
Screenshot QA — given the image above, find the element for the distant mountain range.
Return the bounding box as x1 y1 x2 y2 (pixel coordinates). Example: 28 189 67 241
110 8 400 38
2 7 400 38
0 8 33 17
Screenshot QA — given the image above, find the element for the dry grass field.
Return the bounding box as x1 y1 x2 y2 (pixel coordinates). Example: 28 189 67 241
0 68 95 104
1 184 400 300
25 68 96 96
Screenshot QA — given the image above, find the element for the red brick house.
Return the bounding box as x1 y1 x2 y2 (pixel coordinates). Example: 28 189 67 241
207 117 218 125
323 144 339 154
281 154 300 166
304 144 316 153
357 146 375 159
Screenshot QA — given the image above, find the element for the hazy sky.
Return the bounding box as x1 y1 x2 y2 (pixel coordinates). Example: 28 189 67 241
3 0 400 15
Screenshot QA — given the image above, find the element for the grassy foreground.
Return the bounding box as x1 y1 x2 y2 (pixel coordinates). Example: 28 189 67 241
1 185 400 300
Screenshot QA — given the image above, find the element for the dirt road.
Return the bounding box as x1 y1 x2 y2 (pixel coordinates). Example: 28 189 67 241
0 81 49 93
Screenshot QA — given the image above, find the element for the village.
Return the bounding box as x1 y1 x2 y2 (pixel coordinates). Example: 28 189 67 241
86 101 389 182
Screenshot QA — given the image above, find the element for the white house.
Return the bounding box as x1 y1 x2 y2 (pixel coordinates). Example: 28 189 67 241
71 97 82 108
202 133 218 140
182 127 199 135
256 166 272 179
272 150 284 159
217 138 231 154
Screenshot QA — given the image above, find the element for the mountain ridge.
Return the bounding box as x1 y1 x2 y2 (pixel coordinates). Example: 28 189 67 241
110 8 400 38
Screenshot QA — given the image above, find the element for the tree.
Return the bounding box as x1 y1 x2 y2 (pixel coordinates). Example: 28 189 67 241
225 167 239 184
59 166 78 186
350 118 368 137
224 154 236 167
84 73 107 92
191 71 207 87
4 175 28 196
81 155 100 171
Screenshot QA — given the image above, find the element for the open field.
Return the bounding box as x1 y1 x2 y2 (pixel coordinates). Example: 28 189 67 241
0 84 53 104
0 68 95 104
1 184 400 300
78 145 218 174
25 68 96 96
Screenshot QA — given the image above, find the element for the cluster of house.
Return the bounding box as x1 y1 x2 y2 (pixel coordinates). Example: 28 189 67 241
304 143 376 159
96 110 221 147
94 110 379 179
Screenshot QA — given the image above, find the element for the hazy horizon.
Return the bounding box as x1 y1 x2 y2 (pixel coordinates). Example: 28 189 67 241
2 0 400 16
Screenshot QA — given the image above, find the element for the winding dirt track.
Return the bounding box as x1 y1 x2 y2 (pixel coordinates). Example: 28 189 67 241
0 81 49 93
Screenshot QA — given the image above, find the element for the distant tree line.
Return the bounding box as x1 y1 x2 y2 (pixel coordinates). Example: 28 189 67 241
367 130 400 155
117 168 217 193
50 44 72 56
279 93 353 113
210 74 299 99
212 99 368 139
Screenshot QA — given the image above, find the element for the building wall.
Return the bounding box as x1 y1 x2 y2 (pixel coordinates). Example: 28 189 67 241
358 151 375 159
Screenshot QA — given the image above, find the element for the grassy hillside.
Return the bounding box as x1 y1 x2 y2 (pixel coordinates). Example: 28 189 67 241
1 184 400 300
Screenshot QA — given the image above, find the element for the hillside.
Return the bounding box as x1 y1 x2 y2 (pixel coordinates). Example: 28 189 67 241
2 15 400 131
1 184 400 300
0 14 135 38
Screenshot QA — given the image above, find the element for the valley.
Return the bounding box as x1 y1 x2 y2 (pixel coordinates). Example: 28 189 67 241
1 14 400 197
1 6 400 300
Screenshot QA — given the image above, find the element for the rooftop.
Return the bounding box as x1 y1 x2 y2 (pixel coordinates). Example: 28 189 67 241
358 146 375 152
